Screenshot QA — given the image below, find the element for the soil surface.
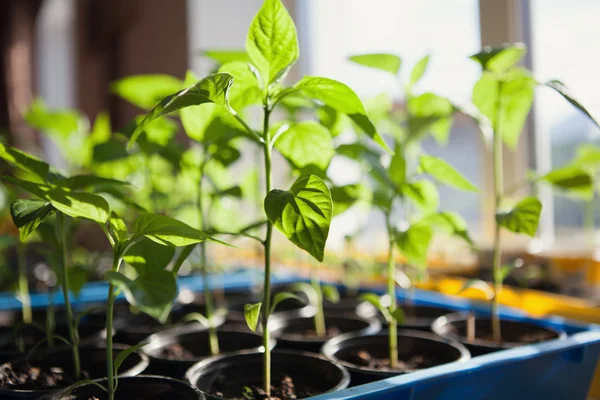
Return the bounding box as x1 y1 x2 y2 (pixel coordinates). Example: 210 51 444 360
349 350 431 372
451 322 556 344
0 361 88 391
282 326 341 341
213 375 316 400
156 343 196 360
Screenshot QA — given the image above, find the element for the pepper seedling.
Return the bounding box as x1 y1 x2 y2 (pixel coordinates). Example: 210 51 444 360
129 0 387 395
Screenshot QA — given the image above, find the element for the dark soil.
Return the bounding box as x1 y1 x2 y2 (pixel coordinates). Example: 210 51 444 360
156 343 196 360
0 361 88 391
449 321 557 344
282 326 341 341
349 350 431 372
213 376 315 400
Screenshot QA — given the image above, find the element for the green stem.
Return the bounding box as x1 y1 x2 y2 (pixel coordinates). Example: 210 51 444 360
491 80 504 342
17 241 31 324
311 267 326 337
56 213 80 380
386 212 398 368
198 156 219 356
106 254 122 400
261 105 273 398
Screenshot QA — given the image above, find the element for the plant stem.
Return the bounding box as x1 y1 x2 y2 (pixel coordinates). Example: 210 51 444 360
261 104 273 397
17 241 32 324
197 159 219 355
106 254 122 400
385 212 398 368
491 80 504 342
56 213 80 380
311 266 326 337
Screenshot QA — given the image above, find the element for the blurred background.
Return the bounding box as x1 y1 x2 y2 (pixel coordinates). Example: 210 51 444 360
1 0 599 297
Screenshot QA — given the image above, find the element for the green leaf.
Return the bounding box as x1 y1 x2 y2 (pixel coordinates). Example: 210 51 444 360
105 270 177 323
543 80 600 130
109 212 128 244
401 180 439 213
0 144 50 180
132 213 218 247
396 223 433 266
274 121 334 171
349 53 401 75
421 211 474 246
129 73 234 148
575 144 600 168
458 279 494 299
123 238 176 275
179 70 219 142
407 93 454 145
496 197 542 237
287 76 391 153
317 106 349 137
246 0 298 86
470 44 527 73
46 189 110 224
114 343 145 376
330 184 365 217
270 291 304 314
219 62 262 110
540 165 593 199
213 186 243 199
388 143 406 188
390 307 405 325
264 174 332 262
2 176 52 198
244 302 262 332
494 264 515 284
203 50 249 64
322 285 340 304
111 75 183 109
61 175 130 191
10 199 55 241
409 55 430 87
24 99 83 137
359 293 391 322
420 155 478 192
90 112 111 144
68 265 88 296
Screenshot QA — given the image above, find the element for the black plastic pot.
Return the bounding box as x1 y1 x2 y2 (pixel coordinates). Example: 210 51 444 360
38 375 204 400
358 301 457 331
322 330 471 386
324 289 377 318
0 344 148 399
432 313 567 356
269 313 381 352
186 350 350 399
141 325 273 380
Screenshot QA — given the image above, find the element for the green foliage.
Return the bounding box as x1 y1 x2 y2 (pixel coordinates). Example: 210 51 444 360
131 213 218 247
419 155 478 192
539 165 594 199
496 197 542 237
396 223 433 266
543 80 600 129
470 43 526 73
349 53 402 75
10 199 55 241
0 144 50 181
244 302 262 332
409 55 430 87
401 180 439 214
270 291 304 314
24 98 84 138
123 238 176 275
112 75 183 110
330 184 366 216
203 50 249 64
273 121 334 171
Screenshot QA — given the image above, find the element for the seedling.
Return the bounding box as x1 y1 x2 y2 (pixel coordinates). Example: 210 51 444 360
291 275 340 338
130 0 385 395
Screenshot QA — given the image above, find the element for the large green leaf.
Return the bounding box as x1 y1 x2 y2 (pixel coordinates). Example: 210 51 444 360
179 70 219 142
245 0 298 86
496 197 542 237
123 238 176 275
540 165 593 199
132 213 217 247
24 99 83 138
348 53 401 75
396 223 433 266
46 189 110 224
544 80 600 129
470 44 527 73
388 143 406 188
106 270 177 323
420 155 478 192
401 180 439 214
10 199 55 241
409 55 430 87
286 76 391 152
111 75 183 110
0 144 50 180
407 93 454 145
264 174 332 261
219 62 262 110
129 73 234 148
203 50 249 64
2 176 52 198
274 121 334 171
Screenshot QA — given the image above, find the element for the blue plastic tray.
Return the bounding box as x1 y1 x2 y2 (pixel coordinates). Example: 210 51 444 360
1 268 599 400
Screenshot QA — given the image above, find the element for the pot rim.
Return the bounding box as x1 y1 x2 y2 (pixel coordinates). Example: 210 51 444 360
321 329 471 376
431 312 568 350
185 348 350 398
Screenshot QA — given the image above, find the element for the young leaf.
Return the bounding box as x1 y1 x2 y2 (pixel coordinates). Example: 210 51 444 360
421 211 474 246
2 176 53 198
180 312 209 326
396 223 433 266
420 155 478 192
24 99 83 138
348 53 402 75
359 293 391 322
0 144 50 180
401 180 439 214
109 212 128 245
458 279 494 300
129 73 234 148
179 71 219 142
390 307 405 325
244 302 262 332
60 175 130 191
89 112 111 144
496 197 542 237
219 61 262 110
286 76 391 153
270 291 304 314
409 55 430 87
132 213 219 247
322 285 340 304
539 165 593 198
105 270 177 323
203 50 250 64
330 184 365 216
111 75 183 110
10 199 55 241
264 174 332 262
46 189 110 224
543 80 600 129
213 186 243 199
494 264 515 285
114 343 145 376
388 143 406 189
274 121 334 171
470 44 527 74
68 265 89 297
123 238 176 275
246 0 298 86
407 93 454 145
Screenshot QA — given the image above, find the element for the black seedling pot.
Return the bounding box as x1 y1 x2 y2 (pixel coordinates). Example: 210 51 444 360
432 313 567 356
38 375 204 400
141 325 274 380
322 330 470 386
186 350 350 400
0 344 148 399
358 301 457 331
269 313 381 352
323 289 377 318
